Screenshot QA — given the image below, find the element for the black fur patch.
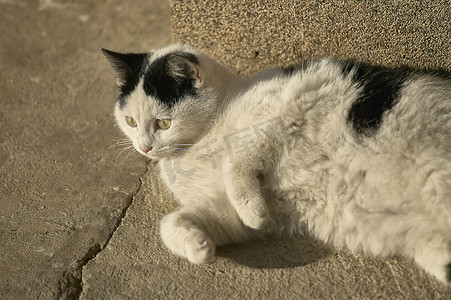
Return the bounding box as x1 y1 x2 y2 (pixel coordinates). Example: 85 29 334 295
343 61 412 136
281 65 296 76
143 52 199 109
446 262 451 283
102 49 149 109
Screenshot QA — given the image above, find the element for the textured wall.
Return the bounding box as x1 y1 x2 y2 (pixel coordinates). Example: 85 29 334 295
170 0 450 76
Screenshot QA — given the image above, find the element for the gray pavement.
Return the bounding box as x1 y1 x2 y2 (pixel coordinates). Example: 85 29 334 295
0 0 169 298
1 0 450 299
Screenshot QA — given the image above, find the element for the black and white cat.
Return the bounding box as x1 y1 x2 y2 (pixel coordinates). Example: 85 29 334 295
103 44 451 284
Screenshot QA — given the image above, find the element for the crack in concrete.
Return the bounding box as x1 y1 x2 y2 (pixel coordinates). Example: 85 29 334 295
56 243 102 299
56 165 148 300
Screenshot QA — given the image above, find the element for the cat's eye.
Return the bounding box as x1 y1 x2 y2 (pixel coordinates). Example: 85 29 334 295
125 116 137 128
157 119 171 130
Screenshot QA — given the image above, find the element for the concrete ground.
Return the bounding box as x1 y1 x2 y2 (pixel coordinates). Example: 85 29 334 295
1 0 450 299
1 0 168 298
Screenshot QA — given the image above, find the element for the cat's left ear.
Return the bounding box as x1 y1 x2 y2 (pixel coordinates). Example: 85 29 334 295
165 53 202 87
101 49 148 88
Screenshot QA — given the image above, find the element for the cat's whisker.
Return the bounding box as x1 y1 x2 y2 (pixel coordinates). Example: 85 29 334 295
154 145 191 159
110 140 131 144
111 141 131 145
109 143 132 149
124 147 138 161
166 147 188 153
109 139 133 150
157 148 174 154
157 148 187 157
116 148 132 159
158 147 172 152
114 145 136 162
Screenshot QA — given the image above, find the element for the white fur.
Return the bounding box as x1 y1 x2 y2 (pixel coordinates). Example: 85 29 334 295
115 44 451 284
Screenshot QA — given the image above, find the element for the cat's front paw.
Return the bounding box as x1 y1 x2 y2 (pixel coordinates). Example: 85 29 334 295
237 197 269 230
160 213 215 264
185 233 215 264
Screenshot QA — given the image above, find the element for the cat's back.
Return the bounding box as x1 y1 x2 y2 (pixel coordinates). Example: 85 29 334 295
218 59 355 143
273 59 451 151
216 58 451 174
240 58 451 212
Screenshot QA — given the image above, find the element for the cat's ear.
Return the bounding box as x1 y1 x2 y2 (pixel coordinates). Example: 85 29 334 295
165 53 202 86
101 49 131 87
101 49 147 88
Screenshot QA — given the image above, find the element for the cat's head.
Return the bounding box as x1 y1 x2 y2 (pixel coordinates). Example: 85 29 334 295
102 44 221 160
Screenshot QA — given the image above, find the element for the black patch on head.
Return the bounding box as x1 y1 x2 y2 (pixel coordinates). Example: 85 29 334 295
143 52 199 109
102 49 149 109
343 60 412 136
446 262 451 283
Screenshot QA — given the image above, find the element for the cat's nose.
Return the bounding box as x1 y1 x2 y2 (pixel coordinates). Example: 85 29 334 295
139 145 152 153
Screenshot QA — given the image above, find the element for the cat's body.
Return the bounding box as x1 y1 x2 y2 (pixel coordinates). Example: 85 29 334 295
103 44 451 284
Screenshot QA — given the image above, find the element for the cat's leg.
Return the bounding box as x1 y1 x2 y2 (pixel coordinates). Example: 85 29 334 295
160 204 247 264
360 214 451 284
223 159 268 230
410 231 451 284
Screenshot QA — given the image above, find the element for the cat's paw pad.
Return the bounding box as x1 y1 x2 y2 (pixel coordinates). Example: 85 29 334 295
237 198 269 230
185 234 215 264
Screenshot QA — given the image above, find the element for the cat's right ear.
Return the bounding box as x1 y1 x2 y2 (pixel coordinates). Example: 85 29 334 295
102 49 148 88
102 49 131 87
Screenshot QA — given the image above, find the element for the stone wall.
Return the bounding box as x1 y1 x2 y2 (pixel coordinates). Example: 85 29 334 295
170 0 450 76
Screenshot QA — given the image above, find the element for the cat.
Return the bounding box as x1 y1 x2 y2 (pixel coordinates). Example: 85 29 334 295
102 43 451 284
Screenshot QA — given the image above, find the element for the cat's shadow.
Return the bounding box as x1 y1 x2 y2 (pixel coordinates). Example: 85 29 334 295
216 235 333 269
